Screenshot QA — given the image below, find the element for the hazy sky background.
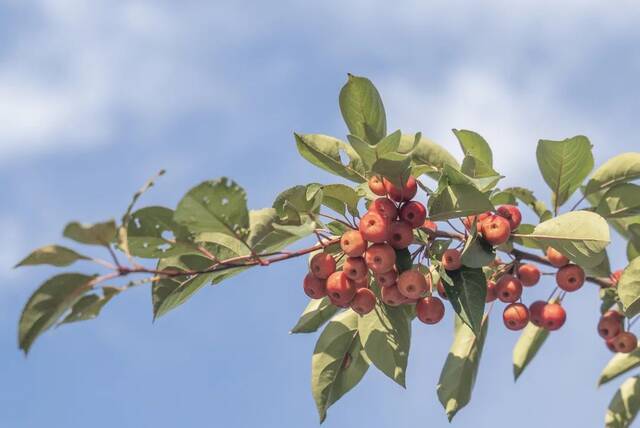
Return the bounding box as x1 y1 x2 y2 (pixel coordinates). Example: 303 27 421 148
2 1 639 427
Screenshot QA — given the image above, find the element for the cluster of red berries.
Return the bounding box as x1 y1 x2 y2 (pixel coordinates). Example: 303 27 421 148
598 310 637 353
302 176 445 324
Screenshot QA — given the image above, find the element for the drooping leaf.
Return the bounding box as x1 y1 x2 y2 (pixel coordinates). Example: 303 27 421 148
461 227 495 269
19 273 95 353
358 303 411 387
376 130 402 156
617 258 640 318
605 375 640 428
246 208 316 254
629 240 640 262
339 74 386 144
312 310 369 423
371 152 412 189
15 245 89 268
599 348 640 387
490 189 517 205
514 210 610 268
453 129 493 167
346 134 377 169
394 248 413 274
536 136 594 211
585 250 613 278
290 297 340 334
272 184 323 225
500 187 553 222
320 184 360 217
441 267 486 335
428 184 494 221
585 152 640 195
63 220 117 247
437 315 489 421
60 286 120 324
601 287 619 314
597 184 640 218
127 206 194 258
460 155 502 191
401 133 459 179
295 133 367 183
513 299 559 380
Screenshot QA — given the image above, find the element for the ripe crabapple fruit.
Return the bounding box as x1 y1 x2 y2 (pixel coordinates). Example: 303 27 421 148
351 288 377 315
480 214 511 246
496 204 522 230
436 281 448 300
340 230 367 257
556 264 585 292
388 221 414 249
303 273 327 299
375 269 398 288
416 296 445 324
518 264 541 287
503 303 529 330
399 201 427 228
359 211 390 243
397 270 428 299
546 247 569 267
541 303 566 331
441 249 462 271
612 332 638 353
365 243 396 274
343 257 368 281
598 315 623 339
605 337 617 353
353 275 370 289
383 176 418 202
463 211 491 230
603 310 624 322
611 269 623 286
486 280 498 302
326 272 357 307
381 283 407 307
422 219 438 232
310 253 336 279
529 300 546 327
368 176 387 196
496 274 523 303
370 198 398 220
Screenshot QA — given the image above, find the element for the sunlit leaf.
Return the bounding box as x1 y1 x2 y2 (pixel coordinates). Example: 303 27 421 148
585 152 640 195
605 375 640 428
15 245 89 268
599 348 640 387
291 297 340 334
339 74 386 144
63 220 117 247
295 133 367 183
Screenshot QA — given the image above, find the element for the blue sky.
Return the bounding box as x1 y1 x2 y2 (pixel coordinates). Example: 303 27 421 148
1 1 639 427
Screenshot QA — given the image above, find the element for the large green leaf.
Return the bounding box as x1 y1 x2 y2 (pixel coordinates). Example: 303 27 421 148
461 228 496 269
618 258 640 318
319 184 360 217
460 155 502 192
586 152 640 195
174 178 250 243
63 220 117 247
500 187 553 222
339 74 386 144
597 184 640 218
599 348 640 387
428 184 494 221
15 245 89 268
60 286 120 324
247 208 315 254
453 129 493 166
312 310 369 423
441 267 486 336
629 240 640 262
19 273 95 353
295 133 367 183
437 315 489 421
514 210 610 268
127 206 194 258
371 152 412 189
290 297 340 334
536 136 594 211
273 184 323 225
400 133 459 178
358 303 411 387
605 376 640 428
513 298 558 381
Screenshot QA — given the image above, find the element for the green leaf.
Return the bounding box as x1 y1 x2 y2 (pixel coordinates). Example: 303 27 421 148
453 129 493 167
618 258 640 318
597 184 640 218
586 152 640 195
437 315 489 421
536 136 594 211
19 273 95 353
461 227 496 269
127 206 194 258
601 287 619 314
513 300 559 380
320 184 360 217
174 178 250 243
60 286 120 324
15 245 89 268
500 187 553 222
291 297 340 334
273 184 323 224
599 348 640 387
247 208 315 254
514 210 610 268
490 189 517 205
585 250 613 277
371 152 412 189
339 74 386 144
441 267 487 336
295 133 367 183
460 155 502 192
63 220 117 247
629 240 640 262
402 133 459 179
605 376 640 428
346 134 377 169
511 224 542 250
394 248 413 274
376 130 402 156
428 183 494 221
312 310 369 423
358 303 411 387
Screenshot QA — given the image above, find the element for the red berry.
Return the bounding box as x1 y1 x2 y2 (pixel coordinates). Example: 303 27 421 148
422 220 438 232
381 284 407 307
383 176 417 202
541 303 566 331
359 211 390 243
388 221 414 249
496 274 523 303
343 257 368 281
365 243 396 274
611 270 623 286
436 281 448 300
441 249 462 271
518 264 541 287
612 332 638 353
529 300 546 327
370 197 398 220
326 272 357 307
368 176 387 196
351 288 377 315
397 270 428 299
556 264 585 292
486 280 498 302
303 273 327 299
546 247 569 267
310 253 336 279
340 230 367 257
416 296 445 324
496 204 522 230
399 201 427 228
463 211 491 230
503 303 529 330
375 269 398 288
598 315 623 339
480 214 511 246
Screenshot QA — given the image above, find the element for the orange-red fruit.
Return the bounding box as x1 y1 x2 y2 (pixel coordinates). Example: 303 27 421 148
605 337 617 353
416 296 445 324
383 176 418 202
353 275 370 289
603 310 624 322
486 280 498 302
351 288 377 315
365 243 396 274
359 211 390 243
326 272 357 306
340 230 367 257
309 253 336 279
436 281 448 300
441 249 462 271
496 204 522 231
463 212 491 230
518 264 541 287
556 264 585 292
546 247 569 267
381 284 406 307
480 214 511 246
598 315 623 339
612 332 638 353
368 176 387 196
541 303 566 331
496 274 523 303
399 201 427 228
370 198 398 220
397 270 428 299
343 257 368 281
303 273 327 299
422 220 438 232
503 303 529 330
375 269 398 288
529 300 547 327
388 221 414 249
611 270 623 286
